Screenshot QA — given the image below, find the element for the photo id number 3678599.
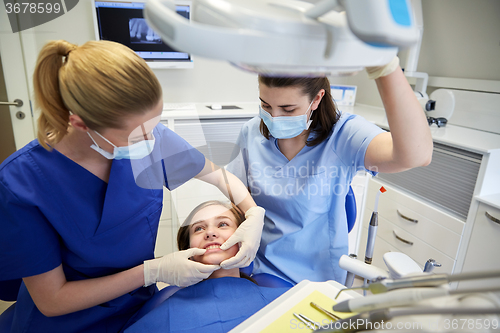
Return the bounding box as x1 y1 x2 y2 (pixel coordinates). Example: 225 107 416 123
5 2 62 14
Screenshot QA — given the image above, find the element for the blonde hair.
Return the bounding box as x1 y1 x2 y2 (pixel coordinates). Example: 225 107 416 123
33 40 162 150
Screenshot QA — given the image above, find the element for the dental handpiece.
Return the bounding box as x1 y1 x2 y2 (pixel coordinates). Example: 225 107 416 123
365 187 385 265
334 285 500 313
333 288 446 313
380 269 500 291
334 269 500 300
364 212 378 265
314 308 500 333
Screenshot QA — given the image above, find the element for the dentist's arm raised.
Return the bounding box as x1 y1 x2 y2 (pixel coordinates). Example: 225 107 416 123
195 158 265 269
364 57 433 174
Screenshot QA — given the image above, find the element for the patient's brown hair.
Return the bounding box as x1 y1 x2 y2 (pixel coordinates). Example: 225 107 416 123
177 200 244 251
176 200 256 283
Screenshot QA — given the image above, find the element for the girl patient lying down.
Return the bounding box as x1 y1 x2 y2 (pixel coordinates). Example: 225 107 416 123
124 200 291 333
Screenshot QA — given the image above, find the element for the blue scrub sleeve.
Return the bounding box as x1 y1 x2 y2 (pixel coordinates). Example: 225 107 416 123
330 113 385 176
159 127 206 190
132 124 206 191
0 181 61 280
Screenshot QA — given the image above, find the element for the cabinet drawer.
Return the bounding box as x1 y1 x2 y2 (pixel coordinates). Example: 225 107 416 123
361 215 455 275
459 203 500 289
367 178 464 234
364 179 463 259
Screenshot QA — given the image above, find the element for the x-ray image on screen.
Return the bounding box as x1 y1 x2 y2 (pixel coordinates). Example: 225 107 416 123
129 18 162 44
94 1 193 67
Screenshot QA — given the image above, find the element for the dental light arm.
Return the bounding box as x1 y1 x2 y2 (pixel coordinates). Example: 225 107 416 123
342 0 418 47
144 0 419 76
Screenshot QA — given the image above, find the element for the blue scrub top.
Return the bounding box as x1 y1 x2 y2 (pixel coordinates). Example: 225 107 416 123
227 112 384 284
0 123 205 333
124 277 289 333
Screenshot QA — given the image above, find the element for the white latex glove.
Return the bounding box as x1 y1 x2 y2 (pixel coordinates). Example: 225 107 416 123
144 248 220 287
366 56 400 80
219 206 265 269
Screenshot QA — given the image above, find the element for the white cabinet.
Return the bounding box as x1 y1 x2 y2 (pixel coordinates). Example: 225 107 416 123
154 105 256 256
459 203 500 289
357 144 500 283
360 178 463 275
172 117 252 224
154 189 173 257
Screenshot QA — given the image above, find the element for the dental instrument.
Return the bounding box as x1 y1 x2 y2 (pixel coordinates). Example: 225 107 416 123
343 254 357 289
339 255 390 281
423 258 441 273
310 302 341 321
365 186 386 265
294 312 318 330
334 269 500 299
144 0 419 76
361 186 385 295
313 307 500 333
333 286 500 313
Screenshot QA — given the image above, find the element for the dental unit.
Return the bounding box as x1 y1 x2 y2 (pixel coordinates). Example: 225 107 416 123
144 0 419 76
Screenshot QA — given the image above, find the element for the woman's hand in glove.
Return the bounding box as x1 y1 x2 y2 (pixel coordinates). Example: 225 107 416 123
219 206 265 269
366 56 400 80
144 248 220 287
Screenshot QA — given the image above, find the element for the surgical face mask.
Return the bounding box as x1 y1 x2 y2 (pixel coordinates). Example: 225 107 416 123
87 130 155 160
259 100 315 139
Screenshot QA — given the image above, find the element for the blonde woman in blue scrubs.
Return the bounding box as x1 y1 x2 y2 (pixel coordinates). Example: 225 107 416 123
0 40 264 332
227 58 433 285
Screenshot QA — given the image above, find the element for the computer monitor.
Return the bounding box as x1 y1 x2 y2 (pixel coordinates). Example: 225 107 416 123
92 0 193 69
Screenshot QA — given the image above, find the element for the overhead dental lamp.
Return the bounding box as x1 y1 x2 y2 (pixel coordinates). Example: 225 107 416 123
144 0 419 76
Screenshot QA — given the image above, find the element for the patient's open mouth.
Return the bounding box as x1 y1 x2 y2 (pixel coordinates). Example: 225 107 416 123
204 243 222 251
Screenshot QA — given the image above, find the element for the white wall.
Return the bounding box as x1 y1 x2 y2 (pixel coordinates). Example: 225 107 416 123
330 0 500 108
14 1 500 115
21 1 259 105
418 0 500 81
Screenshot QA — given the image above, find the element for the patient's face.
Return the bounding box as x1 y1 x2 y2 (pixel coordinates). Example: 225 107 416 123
189 205 239 265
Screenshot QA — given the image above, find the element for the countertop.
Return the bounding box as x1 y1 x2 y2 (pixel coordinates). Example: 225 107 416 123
476 194 500 210
162 102 500 155
161 102 259 120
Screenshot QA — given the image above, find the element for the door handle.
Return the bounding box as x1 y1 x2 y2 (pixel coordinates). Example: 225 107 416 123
0 99 23 107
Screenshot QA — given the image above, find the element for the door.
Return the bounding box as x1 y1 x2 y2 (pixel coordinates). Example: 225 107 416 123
0 7 36 164
0 57 17 163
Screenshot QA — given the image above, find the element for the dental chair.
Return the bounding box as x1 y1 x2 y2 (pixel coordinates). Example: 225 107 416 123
0 279 21 332
124 271 293 331
0 302 15 333
125 186 357 329
241 185 357 278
